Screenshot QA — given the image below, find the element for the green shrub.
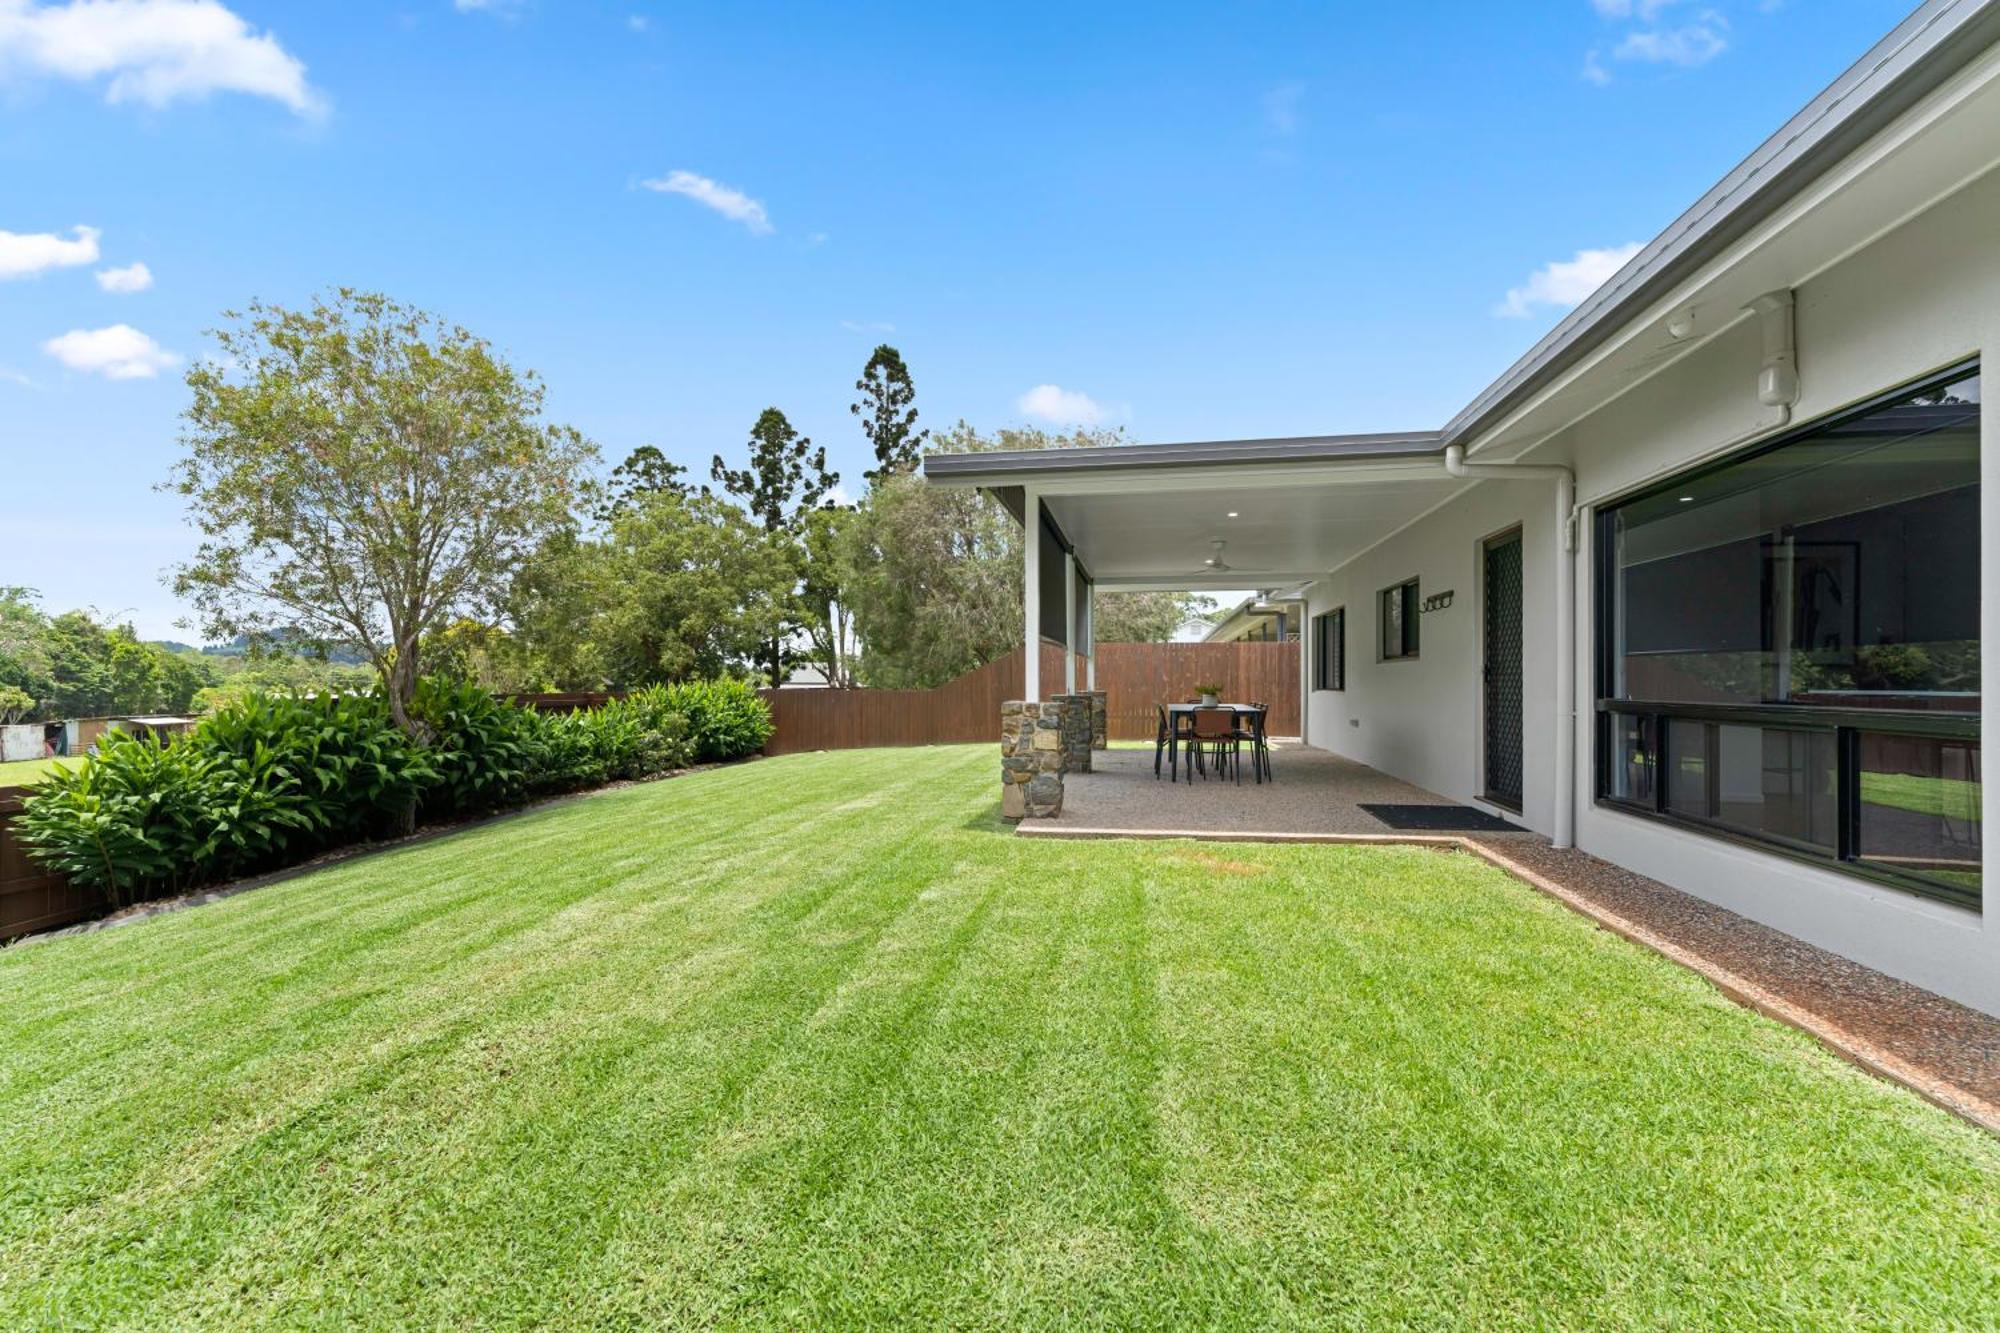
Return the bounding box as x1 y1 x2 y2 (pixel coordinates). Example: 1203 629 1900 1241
18 676 725 921
411 678 543 817
529 709 609 793
651 678 771 762
528 695 693 793
192 691 434 844
17 729 315 907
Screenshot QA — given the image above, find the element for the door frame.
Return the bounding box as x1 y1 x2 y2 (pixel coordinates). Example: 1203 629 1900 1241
1480 525 1525 812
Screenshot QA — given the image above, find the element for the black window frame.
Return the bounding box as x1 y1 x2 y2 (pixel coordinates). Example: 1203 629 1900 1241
1379 579 1420 661
1314 607 1346 691
1592 359 1982 913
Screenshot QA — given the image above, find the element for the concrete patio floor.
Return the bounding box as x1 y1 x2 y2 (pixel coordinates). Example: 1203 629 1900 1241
1048 741 1540 838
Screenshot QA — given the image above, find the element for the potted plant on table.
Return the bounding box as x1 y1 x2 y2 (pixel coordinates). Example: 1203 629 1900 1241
1193 682 1222 706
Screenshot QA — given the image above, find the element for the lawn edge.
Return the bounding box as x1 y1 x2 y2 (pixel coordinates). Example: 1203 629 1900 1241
1018 824 2000 1137
7 758 760 948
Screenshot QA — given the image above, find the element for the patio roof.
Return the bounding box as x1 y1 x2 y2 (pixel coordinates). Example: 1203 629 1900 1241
930 437 1466 591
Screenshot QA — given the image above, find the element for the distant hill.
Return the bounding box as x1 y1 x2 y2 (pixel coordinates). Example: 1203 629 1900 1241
198 632 370 664
146 640 203 656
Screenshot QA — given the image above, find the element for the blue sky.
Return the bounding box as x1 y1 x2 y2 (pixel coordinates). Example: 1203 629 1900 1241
2 0 1914 640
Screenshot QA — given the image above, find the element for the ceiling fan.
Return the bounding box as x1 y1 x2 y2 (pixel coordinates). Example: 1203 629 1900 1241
1192 539 1273 576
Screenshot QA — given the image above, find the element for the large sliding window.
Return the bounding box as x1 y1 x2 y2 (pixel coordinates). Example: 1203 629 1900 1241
1596 362 1982 909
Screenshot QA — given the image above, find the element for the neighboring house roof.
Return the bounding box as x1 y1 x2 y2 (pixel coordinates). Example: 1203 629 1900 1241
926 0 2000 483
1203 596 1298 643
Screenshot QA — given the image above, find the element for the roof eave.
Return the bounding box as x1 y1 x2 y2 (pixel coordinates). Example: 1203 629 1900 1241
923 431 1445 487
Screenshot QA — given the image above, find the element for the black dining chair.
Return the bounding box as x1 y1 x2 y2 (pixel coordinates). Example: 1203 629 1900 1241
1189 705 1243 785
1245 703 1273 783
1153 704 1178 780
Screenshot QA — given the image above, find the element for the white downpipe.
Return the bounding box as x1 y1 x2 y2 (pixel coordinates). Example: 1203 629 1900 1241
1437 287 1801 852
1024 488 1041 702
1443 445 1577 849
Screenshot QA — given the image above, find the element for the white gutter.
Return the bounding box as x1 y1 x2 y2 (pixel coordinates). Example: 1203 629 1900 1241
1441 446 1578 850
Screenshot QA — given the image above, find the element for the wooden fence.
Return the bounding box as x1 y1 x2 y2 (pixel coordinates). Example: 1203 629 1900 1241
0 785 104 941
759 639 1299 756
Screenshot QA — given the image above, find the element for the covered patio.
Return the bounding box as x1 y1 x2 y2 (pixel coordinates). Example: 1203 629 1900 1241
1045 742 1541 841
925 428 1574 844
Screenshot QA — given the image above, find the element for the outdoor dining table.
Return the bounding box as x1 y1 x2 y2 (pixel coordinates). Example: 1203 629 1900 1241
1164 702 1269 784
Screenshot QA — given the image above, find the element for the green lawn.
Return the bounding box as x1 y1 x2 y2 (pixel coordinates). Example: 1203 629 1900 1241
0 755 81 787
1 746 1995 1328
1863 769 1982 823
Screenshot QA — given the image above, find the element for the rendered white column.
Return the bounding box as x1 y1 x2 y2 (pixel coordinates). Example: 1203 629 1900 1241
1023 488 1041 702
1085 580 1096 688
1064 552 1078 693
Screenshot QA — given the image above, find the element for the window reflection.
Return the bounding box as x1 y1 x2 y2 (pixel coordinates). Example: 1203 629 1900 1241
1597 365 1982 908
1665 721 1836 851
1609 374 1980 711
1858 735 1981 897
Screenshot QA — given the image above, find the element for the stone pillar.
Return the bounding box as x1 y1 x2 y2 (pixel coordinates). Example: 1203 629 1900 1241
1083 690 1108 750
1053 694 1092 774
1000 699 1067 820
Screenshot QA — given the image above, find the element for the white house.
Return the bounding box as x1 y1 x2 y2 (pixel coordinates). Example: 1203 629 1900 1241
927 0 2000 1017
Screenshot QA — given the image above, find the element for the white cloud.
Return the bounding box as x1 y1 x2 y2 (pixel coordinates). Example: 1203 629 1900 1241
1017 384 1107 426
95 260 154 293
627 13 649 31
0 0 323 116
0 223 100 279
1590 0 1683 17
1586 1 1729 81
1261 81 1304 136
42 323 179 378
0 366 40 388
639 169 772 234
1495 242 1644 318
1615 15 1728 67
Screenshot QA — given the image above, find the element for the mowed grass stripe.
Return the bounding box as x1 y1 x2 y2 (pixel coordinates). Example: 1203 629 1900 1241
0 745 1995 1329
3 749 997 1321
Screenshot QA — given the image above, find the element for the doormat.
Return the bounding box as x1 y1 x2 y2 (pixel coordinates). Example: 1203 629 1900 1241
1359 803 1525 832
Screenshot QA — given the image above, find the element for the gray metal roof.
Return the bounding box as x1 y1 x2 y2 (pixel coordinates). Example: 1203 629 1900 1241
926 0 2000 483
923 430 1442 480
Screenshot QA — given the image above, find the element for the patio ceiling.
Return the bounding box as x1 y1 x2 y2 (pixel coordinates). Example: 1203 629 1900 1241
1044 475 1466 591
927 436 1466 591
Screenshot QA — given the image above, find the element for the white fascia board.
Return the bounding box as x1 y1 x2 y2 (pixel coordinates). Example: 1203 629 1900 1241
937 459 1447 498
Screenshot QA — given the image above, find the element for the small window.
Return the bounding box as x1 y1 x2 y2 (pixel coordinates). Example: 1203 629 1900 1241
1380 579 1420 660
1313 608 1345 691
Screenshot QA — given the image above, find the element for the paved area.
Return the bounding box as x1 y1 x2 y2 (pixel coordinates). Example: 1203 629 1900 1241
1053 741 1541 837
1037 741 2000 1133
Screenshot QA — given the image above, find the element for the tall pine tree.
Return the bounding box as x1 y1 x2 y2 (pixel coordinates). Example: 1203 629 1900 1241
852 345 927 481
711 408 839 682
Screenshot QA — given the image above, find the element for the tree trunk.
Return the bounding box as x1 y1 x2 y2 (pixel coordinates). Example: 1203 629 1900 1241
384 639 424 837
